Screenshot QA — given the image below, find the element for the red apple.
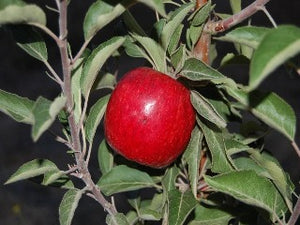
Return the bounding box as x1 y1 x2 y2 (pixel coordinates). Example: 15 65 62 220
104 67 196 168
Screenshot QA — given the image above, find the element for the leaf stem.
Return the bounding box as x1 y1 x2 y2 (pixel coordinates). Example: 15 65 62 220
71 36 92 65
43 60 64 86
204 0 271 34
291 141 300 159
28 22 60 43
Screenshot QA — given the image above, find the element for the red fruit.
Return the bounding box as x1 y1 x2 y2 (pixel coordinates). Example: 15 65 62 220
104 67 196 168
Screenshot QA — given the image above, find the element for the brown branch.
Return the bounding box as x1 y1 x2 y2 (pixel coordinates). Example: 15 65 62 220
204 0 271 34
57 0 117 218
193 0 211 64
288 196 300 225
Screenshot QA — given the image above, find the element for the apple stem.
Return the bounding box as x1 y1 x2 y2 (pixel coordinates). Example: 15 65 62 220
56 0 118 218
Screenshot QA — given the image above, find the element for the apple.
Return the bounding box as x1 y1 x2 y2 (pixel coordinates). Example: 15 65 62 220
104 67 196 168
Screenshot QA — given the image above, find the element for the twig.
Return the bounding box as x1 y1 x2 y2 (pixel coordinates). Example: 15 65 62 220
288 197 300 225
56 0 118 218
71 37 92 65
28 22 60 43
259 6 277 27
43 60 64 86
291 141 300 159
204 0 271 34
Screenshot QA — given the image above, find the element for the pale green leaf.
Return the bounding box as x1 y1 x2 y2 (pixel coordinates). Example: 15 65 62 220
168 189 198 225
122 10 146 36
205 170 287 220
249 25 300 90
42 170 74 189
32 96 66 142
191 91 227 128
97 165 155 195
11 25 47 61
168 24 183 55
80 36 125 97
189 204 234 225
182 126 203 198
161 165 180 192
249 150 294 211
98 139 114 175
85 94 110 143
59 189 83 225
106 213 130 225
0 1 46 25
161 2 194 49
215 26 270 49
230 0 241 14
131 34 166 72
0 89 34 124
5 159 57 184
197 119 234 173
170 44 185 72
226 88 296 141
136 0 166 17
191 0 211 26
180 58 235 86
83 0 129 40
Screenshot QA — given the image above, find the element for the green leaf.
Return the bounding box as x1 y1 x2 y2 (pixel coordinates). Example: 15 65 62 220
59 189 83 225
230 0 241 14
170 44 185 71
0 0 46 25
182 126 203 199
136 0 166 17
191 0 211 26
32 96 66 142
161 2 194 49
0 89 34 124
168 189 198 225
10 25 47 61
85 94 110 143
83 0 129 40
191 91 227 128
249 150 294 211
197 119 234 173
204 170 287 220
226 88 296 141
215 26 270 49
80 36 125 97
106 213 130 225
122 10 146 36
188 24 204 48
180 58 234 86
42 170 74 189
131 34 166 72
139 208 162 221
249 25 300 90
189 204 234 225
97 165 155 195
167 24 183 55
161 165 180 192
98 139 114 175
233 157 268 178
94 72 116 90
123 37 150 59
71 58 84 124
5 159 57 184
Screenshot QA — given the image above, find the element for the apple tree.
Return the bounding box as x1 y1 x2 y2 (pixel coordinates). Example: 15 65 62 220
1 0 300 224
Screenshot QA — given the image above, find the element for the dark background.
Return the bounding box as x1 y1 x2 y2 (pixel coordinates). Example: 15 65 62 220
0 0 299 224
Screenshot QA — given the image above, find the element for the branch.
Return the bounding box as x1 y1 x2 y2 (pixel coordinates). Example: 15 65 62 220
193 0 211 64
28 22 60 43
204 0 271 34
56 0 118 217
288 196 300 225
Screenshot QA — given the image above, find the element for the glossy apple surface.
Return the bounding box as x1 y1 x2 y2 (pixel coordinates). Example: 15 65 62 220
104 67 195 168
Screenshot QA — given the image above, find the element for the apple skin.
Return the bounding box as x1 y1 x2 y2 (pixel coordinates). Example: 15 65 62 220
104 67 196 168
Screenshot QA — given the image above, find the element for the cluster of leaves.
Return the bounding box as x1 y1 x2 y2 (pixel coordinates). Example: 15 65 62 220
1 0 300 225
